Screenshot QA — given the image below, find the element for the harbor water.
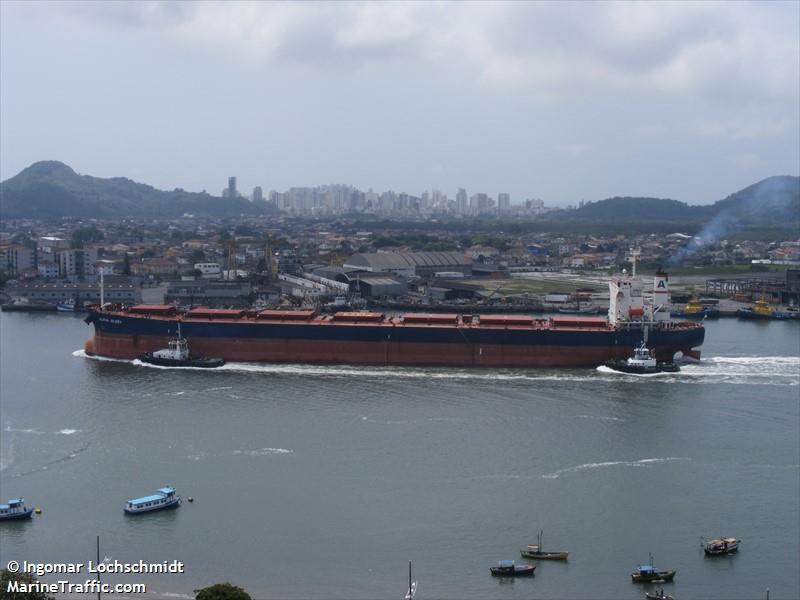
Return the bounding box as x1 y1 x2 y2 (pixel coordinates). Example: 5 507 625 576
1 312 798 599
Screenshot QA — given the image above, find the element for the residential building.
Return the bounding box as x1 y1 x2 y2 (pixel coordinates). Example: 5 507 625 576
57 248 98 278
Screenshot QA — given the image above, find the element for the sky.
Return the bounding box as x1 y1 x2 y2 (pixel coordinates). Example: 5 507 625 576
1 1 798 206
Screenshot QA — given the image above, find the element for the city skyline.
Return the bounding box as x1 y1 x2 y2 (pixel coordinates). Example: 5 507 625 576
1 1 798 206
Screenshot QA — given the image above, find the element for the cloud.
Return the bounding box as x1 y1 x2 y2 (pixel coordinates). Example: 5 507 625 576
557 143 591 158
694 117 793 141
7 1 798 102
729 153 765 169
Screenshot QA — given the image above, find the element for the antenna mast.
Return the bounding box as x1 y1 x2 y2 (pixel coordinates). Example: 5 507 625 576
630 247 641 278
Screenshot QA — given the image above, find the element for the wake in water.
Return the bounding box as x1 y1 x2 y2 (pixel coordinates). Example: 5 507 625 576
4 426 81 435
541 457 690 479
188 447 293 461
72 349 129 364
74 349 799 386
472 457 690 481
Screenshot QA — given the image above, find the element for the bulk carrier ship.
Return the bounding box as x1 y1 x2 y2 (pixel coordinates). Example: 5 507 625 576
84 269 703 368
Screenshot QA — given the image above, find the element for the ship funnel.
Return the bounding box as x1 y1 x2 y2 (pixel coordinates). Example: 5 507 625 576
653 267 669 320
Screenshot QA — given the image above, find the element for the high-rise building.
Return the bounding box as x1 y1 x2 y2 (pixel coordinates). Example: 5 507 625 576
498 193 511 212
228 177 237 199
470 193 489 214
252 186 263 202
456 188 468 215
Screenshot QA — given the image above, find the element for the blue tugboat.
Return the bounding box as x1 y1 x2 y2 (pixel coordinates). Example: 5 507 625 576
0 498 33 521
670 298 719 319
490 560 536 577
124 487 181 514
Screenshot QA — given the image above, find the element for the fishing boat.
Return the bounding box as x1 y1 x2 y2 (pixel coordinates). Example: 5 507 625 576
520 530 568 560
646 589 674 600
57 298 80 312
490 560 535 577
404 560 417 600
138 324 225 368
124 486 181 514
703 537 740 555
631 555 676 583
0 498 34 521
605 338 680 374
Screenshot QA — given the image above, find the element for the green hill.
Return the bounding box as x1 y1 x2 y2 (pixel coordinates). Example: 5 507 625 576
546 175 799 233
563 196 712 220
0 161 274 219
710 175 799 227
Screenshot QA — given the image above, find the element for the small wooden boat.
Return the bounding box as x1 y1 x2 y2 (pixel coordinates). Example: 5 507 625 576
124 486 181 514
646 589 674 600
490 560 535 577
520 530 568 560
632 555 675 583
404 560 417 600
704 537 740 555
0 498 34 521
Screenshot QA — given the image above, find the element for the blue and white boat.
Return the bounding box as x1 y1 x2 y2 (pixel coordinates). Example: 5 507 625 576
0 498 34 521
57 298 78 312
124 487 181 514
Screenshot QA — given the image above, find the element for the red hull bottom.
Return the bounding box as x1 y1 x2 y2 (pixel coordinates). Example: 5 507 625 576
85 334 693 368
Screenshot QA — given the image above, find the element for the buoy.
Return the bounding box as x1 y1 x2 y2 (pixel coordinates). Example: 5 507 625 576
34 507 42 514
187 497 194 503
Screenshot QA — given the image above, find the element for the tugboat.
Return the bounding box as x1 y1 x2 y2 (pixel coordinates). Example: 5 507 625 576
124 486 181 514
737 298 798 320
0 498 34 521
671 298 719 319
490 560 536 577
631 555 676 583
138 324 224 368
703 537 740 556
605 337 680 374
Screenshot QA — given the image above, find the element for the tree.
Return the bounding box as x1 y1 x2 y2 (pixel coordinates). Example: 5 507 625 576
122 253 131 276
0 569 55 600
70 225 104 248
194 583 251 600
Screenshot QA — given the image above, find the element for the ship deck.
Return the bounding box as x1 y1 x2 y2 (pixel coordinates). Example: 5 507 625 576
101 305 629 331
95 305 705 333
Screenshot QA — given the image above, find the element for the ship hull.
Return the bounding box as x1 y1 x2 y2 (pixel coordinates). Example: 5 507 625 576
85 311 704 368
